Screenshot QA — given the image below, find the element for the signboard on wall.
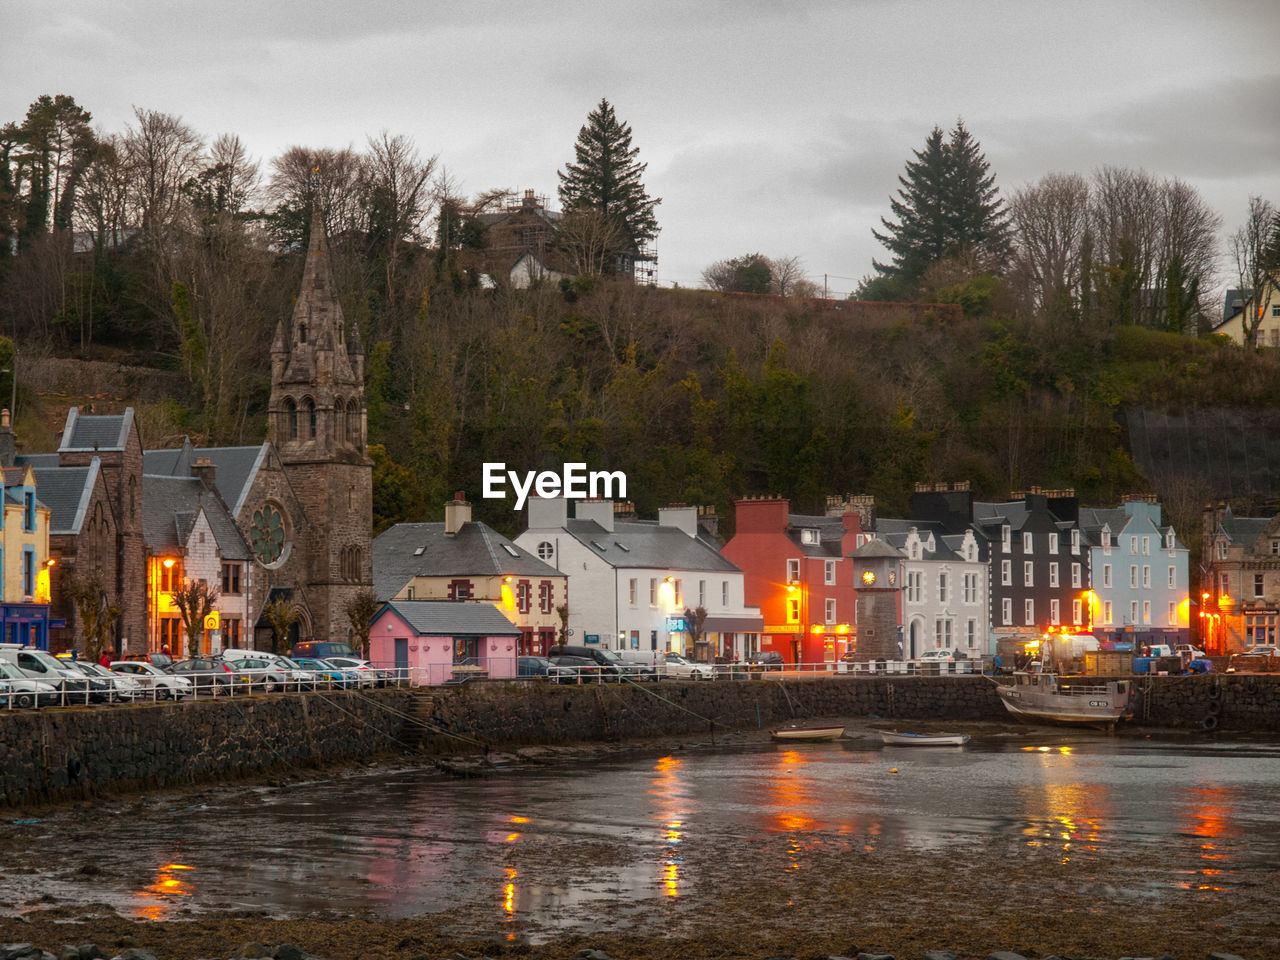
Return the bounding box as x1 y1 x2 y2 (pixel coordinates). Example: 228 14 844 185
584 634 600 644
666 617 687 632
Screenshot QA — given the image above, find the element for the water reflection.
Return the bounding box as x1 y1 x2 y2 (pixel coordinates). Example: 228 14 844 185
9 735 1280 931
133 861 194 920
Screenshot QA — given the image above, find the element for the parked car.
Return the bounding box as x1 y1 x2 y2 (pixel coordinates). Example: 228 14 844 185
0 661 59 709
125 651 174 671
918 649 958 662
290 641 358 661
659 653 714 680
1245 646 1280 657
549 655 604 684
324 656 393 687
517 656 575 681
59 659 121 703
546 644 626 680
746 650 784 671
226 658 296 693
170 657 236 693
1174 644 1207 660
78 661 143 701
220 649 313 689
0 644 93 701
292 657 361 689
109 661 193 699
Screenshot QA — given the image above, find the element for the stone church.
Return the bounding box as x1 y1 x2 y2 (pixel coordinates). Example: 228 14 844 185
26 210 373 654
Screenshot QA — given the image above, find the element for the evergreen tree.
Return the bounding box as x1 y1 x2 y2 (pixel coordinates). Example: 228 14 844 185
872 121 1010 292
557 98 659 274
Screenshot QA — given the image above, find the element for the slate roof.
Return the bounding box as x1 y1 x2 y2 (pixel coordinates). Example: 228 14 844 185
973 500 1030 529
60 407 134 451
142 475 250 559
786 512 848 557
144 440 269 518
31 461 98 535
564 518 742 572
1217 507 1269 550
373 521 561 600
379 599 521 637
15 453 58 469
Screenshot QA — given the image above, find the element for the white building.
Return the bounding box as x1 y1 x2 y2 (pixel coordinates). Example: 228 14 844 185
515 498 762 660
878 521 990 658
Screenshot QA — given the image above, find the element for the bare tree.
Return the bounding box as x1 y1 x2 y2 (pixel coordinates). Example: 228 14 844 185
770 256 820 297
557 207 623 277
261 597 300 654
68 575 122 663
1009 172 1090 317
344 588 380 659
1155 177 1220 333
1230 196 1280 349
364 131 437 305
172 577 219 657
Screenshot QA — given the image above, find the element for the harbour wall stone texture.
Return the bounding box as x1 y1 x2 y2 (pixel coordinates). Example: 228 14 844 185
0 691 415 809
0 674 1270 809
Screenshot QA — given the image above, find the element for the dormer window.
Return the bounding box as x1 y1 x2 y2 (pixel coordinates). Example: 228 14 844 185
1001 525 1011 551
801 528 819 545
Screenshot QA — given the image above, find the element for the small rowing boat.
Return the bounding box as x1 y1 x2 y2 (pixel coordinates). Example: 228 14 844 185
770 724 846 742
880 731 970 746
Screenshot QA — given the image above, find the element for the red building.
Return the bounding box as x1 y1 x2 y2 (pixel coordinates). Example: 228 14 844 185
721 496 869 666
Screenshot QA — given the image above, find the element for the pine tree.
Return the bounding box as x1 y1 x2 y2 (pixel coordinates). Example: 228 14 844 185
557 99 659 274
872 121 1010 291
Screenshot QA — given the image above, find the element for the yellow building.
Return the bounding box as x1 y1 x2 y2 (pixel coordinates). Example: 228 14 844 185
2 464 54 647
1213 272 1280 347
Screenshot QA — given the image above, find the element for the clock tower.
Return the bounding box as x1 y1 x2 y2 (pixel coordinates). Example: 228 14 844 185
264 207 372 644
852 538 905 662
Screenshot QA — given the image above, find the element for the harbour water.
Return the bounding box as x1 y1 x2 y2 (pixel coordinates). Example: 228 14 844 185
10 728 1280 943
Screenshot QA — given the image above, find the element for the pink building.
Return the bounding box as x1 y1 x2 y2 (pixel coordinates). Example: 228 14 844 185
369 599 521 684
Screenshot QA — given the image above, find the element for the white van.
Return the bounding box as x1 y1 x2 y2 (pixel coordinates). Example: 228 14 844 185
0 643 89 697
615 648 661 682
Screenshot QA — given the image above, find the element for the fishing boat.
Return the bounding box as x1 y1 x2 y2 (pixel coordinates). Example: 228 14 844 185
880 731 969 746
993 673 1135 730
770 723 846 741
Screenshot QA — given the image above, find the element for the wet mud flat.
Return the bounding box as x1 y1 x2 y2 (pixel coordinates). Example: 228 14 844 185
5 719 1279 959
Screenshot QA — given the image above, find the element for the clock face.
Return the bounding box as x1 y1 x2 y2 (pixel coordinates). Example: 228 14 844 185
250 503 288 565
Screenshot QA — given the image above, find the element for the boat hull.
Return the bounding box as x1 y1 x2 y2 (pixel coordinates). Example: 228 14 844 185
770 725 845 741
995 675 1134 727
881 732 970 746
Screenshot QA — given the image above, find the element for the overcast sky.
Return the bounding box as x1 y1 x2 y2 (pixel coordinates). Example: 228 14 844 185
5 0 1279 297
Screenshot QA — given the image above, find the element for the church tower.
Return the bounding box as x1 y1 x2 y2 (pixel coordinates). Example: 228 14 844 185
267 207 372 644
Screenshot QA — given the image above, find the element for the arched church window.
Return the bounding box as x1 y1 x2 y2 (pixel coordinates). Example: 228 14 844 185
334 399 346 445
299 322 308 344
302 397 316 440
285 398 298 441
347 402 360 447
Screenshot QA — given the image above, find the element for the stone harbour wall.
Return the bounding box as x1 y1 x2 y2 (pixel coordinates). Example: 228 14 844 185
0 691 416 809
2 674 1274 809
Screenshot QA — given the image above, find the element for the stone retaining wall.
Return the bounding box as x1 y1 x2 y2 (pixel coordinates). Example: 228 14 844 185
0 691 415 808
2 675 1273 809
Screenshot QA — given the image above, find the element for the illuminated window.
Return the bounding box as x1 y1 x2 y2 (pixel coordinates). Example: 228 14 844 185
787 598 800 622
1168 602 1176 624
1142 601 1151 624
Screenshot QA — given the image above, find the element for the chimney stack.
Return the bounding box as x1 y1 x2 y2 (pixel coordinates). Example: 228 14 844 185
444 491 472 536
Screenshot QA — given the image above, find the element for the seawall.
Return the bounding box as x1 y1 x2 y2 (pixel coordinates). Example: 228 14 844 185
0 674 1268 809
